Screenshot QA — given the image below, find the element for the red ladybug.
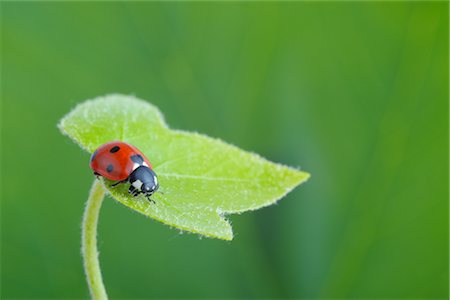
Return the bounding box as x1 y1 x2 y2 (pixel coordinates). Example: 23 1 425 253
90 141 159 202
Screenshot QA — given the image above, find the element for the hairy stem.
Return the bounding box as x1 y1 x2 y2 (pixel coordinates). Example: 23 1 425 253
82 180 108 299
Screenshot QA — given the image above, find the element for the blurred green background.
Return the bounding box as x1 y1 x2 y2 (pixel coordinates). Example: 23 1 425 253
1 2 448 299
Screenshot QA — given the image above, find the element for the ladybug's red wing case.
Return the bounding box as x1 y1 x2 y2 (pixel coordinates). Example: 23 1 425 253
89 141 152 181
126 144 153 169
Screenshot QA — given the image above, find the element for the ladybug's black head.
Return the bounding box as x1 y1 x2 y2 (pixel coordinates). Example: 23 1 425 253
129 166 159 197
142 181 159 196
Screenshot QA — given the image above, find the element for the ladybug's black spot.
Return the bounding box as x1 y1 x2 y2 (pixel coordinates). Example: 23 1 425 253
110 146 120 153
106 164 114 173
90 150 98 162
130 154 144 165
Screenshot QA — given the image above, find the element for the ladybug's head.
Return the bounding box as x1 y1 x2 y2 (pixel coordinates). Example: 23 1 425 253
129 166 159 197
142 181 159 196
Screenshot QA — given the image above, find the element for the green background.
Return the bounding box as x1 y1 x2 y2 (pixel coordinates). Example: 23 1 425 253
1 2 448 299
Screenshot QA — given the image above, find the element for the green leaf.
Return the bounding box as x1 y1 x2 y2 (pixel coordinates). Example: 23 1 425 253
58 94 310 240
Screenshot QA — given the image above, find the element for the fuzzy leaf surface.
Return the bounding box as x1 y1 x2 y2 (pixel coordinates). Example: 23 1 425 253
59 94 310 240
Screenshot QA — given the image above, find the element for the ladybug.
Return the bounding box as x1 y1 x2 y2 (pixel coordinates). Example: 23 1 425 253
90 141 159 202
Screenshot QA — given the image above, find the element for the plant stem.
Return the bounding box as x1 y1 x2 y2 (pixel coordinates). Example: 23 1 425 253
82 179 108 299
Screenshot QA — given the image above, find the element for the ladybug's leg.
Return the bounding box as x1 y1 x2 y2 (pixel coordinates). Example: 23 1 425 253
128 185 140 197
146 195 156 204
111 179 127 187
